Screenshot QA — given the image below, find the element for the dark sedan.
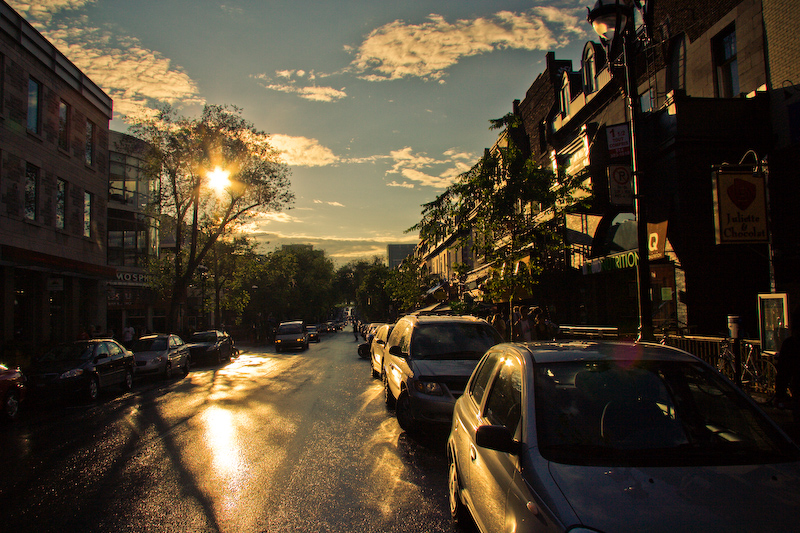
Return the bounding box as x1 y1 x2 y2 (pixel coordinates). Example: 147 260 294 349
187 330 234 365
26 339 134 401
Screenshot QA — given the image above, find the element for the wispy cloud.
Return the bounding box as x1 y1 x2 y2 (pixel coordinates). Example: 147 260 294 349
313 200 346 207
348 8 586 81
251 71 346 102
386 147 475 189
10 2 205 120
269 134 340 167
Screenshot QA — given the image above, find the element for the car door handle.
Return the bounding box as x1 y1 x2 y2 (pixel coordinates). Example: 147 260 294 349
470 444 477 462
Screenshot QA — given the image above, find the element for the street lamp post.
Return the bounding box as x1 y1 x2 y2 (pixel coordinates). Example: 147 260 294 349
588 0 654 341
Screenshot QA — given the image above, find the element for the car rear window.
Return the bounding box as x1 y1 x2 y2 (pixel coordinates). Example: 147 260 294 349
410 323 502 360
133 338 167 351
278 324 303 334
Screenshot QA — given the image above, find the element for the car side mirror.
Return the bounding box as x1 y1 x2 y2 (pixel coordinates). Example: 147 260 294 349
476 425 519 455
388 345 406 358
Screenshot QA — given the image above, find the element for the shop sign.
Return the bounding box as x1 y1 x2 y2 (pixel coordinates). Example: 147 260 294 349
712 170 768 244
583 250 640 274
114 271 150 286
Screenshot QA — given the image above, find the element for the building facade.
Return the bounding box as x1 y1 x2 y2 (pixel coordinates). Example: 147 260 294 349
0 2 113 365
106 131 163 335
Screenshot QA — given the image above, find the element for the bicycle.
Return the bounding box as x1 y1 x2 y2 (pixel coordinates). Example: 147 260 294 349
716 340 777 403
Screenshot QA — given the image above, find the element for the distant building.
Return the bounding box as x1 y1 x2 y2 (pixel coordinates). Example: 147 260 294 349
0 2 113 361
387 244 416 269
106 131 163 334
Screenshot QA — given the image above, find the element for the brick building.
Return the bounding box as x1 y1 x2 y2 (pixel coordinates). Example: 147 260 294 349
0 2 113 364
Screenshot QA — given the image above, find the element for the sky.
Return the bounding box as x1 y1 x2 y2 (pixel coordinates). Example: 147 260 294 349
11 0 591 266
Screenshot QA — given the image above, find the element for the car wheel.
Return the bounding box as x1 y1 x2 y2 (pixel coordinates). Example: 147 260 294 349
448 453 469 524
371 362 380 380
88 376 100 401
121 369 134 391
383 372 396 409
2 390 20 422
395 391 416 432
164 362 173 380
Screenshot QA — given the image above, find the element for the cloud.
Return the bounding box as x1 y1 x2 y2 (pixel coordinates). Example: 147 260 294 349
349 9 585 81
10 3 205 120
386 146 476 189
269 134 340 167
252 71 344 102
8 0 94 24
313 200 346 207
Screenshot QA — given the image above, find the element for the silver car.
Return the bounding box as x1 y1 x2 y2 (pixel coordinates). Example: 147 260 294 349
370 323 394 379
132 334 190 379
447 340 800 532
383 314 503 432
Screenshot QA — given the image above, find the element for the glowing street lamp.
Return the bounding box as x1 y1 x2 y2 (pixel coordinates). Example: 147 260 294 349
587 0 655 341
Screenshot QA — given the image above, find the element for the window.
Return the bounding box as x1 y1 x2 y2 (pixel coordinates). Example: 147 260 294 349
560 74 571 116
56 179 66 229
484 358 522 431
469 353 501 407
58 101 70 151
83 191 92 237
24 163 38 221
27 78 40 133
640 87 654 113
667 35 686 93
85 121 95 166
713 25 739 98
583 46 597 94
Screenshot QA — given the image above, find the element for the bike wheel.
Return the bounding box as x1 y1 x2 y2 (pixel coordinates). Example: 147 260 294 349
749 359 777 402
716 357 736 381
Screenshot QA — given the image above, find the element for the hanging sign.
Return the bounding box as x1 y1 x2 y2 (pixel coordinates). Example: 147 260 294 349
606 124 631 158
608 164 633 206
712 169 768 244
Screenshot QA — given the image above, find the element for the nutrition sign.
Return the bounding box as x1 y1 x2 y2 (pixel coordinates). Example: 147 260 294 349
712 169 768 244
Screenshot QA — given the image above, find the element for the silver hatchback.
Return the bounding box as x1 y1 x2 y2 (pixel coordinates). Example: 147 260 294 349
447 341 800 532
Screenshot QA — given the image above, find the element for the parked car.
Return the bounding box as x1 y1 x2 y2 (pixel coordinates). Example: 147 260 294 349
0 363 26 421
382 314 503 432
187 330 234 364
131 334 190 378
26 339 135 401
307 325 320 343
370 323 394 379
447 340 800 533
275 321 308 352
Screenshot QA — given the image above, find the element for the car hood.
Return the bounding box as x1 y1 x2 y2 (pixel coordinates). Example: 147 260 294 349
547 460 800 531
187 342 216 348
411 359 478 378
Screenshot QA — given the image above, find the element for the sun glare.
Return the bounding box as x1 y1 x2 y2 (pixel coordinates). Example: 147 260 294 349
207 166 231 192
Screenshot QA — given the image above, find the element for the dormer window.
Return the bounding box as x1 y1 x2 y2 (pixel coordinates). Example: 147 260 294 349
560 73 571 117
583 46 597 93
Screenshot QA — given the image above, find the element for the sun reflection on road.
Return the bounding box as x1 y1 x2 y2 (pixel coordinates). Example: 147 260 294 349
202 406 247 510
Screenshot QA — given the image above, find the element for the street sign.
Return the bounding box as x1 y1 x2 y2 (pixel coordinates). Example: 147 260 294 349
608 164 633 206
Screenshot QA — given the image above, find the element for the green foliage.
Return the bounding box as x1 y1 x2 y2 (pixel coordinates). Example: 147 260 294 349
128 104 294 330
409 111 591 302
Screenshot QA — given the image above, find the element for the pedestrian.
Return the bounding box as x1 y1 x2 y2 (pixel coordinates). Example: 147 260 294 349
531 307 550 340
516 307 532 342
491 312 507 341
353 322 359 341
122 324 135 347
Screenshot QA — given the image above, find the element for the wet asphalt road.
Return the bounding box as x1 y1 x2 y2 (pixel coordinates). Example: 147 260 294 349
0 332 461 533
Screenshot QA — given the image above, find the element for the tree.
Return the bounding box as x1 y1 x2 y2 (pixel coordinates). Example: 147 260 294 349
385 254 436 313
131 105 293 331
410 112 590 304
203 235 262 329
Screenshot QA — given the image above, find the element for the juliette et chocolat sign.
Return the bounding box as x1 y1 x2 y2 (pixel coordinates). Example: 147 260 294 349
712 169 768 244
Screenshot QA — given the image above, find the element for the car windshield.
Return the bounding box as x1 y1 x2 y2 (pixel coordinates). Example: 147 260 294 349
132 338 167 351
278 324 303 334
411 323 502 360
190 332 217 343
535 360 800 467
37 343 94 363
